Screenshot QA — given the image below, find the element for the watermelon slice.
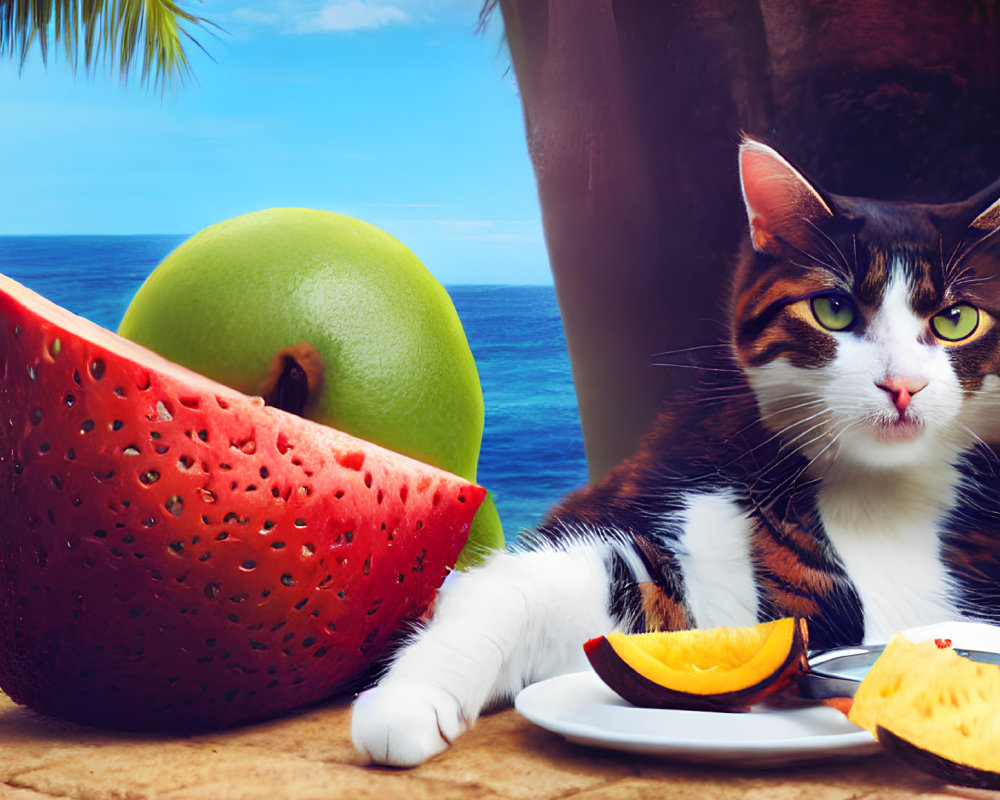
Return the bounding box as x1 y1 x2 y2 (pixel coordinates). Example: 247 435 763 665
0 272 484 730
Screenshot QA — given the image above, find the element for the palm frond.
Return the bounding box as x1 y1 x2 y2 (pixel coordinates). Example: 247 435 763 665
0 0 218 89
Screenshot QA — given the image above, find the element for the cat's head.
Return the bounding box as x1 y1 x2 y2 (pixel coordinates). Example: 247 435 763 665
734 138 1000 470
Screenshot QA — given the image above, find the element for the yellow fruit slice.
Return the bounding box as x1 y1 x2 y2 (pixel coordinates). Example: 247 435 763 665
584 617 809 711
849 634 1000 788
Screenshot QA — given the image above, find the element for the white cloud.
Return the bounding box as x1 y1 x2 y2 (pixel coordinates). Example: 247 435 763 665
294 1 412 33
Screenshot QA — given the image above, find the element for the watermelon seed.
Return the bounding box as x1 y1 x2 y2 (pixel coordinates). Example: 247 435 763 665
73 369 81 384
111 420 124 431
318 575 332 588
376 489 384 505
364 472 373 489
123 445 140 456
280 573 297 587
198 553 211 562
168 541 183 553
249 640 267 651
80 419 95 433
196 488 216 504
228 613 239 623
363 556 371 575
89 359 105 380
302 637 315 648
140 517 157 527
64 394 75 406
114 386 126 397
13 460 23 474
26 364 36 380
48 337 61 357
294 518 306 528
271 541 285 549
216 531 229 541
94 529 107 538
30 408 42 423
334 490 344 499
72 496 82 506
245 484 257 492
223 512 248 525
240 560 256 571
197 429 209 442
301 543 315 557
154 401 172 421
261 520 275 532
204 583 221 599
260 466 269 478
398 572 405 583
220 463 232 470
66 448 76 461
38 442 50 454
294 598 308 610
416 520 423 530
122 534 135 543
139 470 160 485
13 324 20 337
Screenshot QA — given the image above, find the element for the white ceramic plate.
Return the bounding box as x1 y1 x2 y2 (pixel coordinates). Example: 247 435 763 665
514 670 879 767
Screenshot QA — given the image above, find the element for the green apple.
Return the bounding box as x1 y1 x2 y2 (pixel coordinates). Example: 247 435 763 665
117 207 503 568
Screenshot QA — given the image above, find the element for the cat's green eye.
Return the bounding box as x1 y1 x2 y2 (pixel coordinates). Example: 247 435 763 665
810 294 857 332
931 303 979 342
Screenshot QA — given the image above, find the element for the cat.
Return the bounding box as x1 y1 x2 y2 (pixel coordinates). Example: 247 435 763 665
350 137 1000 766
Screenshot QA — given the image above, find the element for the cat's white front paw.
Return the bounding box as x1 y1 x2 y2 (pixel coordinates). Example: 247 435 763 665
351 680 469 767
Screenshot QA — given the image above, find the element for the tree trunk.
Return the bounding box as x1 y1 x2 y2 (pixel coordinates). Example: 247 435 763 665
499 0 1000 482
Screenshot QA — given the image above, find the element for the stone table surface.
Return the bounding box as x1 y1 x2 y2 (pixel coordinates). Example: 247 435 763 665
0 689 984 799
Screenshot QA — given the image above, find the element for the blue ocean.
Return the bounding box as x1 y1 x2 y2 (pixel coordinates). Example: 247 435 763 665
0 236 589 542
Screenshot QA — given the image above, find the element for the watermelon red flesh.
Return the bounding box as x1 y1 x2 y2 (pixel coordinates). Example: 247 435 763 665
0 273 484 730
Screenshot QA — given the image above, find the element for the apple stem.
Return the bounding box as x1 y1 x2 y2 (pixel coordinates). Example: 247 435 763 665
260 343 324 417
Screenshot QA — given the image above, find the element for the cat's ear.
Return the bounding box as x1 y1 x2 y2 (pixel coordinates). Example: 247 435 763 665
969 180 1000 231
739 138 834 255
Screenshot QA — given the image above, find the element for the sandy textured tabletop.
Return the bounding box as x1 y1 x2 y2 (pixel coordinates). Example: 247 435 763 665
0 689 983 799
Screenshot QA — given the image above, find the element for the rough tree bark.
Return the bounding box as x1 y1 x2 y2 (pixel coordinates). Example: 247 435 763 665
497 0 1000 481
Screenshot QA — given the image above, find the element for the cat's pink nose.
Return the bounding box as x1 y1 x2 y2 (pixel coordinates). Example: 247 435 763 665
876 376 928 414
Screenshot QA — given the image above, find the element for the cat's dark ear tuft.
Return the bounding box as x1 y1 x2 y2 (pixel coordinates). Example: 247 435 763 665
739 138 834 255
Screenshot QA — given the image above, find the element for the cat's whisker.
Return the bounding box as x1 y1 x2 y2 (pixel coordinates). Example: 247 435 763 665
650 361 744 373
649 343 731 358
757 419 860 507
728 401 829 449
711 400 830 465
802 218 853 279
745 418 837 496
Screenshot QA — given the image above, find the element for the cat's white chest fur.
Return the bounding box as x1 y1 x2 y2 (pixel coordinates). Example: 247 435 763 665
816 462 962 642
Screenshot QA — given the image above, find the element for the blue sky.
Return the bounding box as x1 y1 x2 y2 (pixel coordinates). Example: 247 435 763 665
0 0 553 284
